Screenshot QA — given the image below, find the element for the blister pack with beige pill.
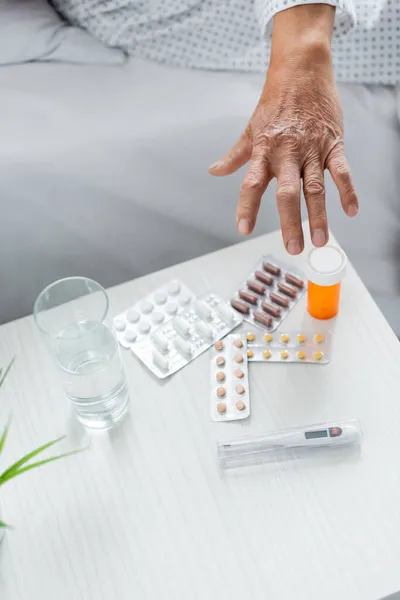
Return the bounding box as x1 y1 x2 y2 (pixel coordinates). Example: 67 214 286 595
113 280 197 347
245 330 331 364
230 255 307 332
130 293 243 378
210 334 250 422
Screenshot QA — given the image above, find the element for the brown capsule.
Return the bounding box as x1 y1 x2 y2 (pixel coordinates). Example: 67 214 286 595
247 280 266 295
234 354 244 364
270 293 289 308
235 384 245 395
254 271 274 286
277 282 297 298
216 371 225 382
263 262 281 276
253 311 273 328
231 299 250 314
236 400 246 412
217 402 227 414
216 356 225 367
234 368 244 379
261 301 281 318
214 340 224 351
238 290 258 305
233 338 244 348
285 272 304 289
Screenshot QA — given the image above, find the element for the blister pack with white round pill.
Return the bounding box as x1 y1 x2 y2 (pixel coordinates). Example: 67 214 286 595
244 329 331 364
113 280 197 348
230 255 307 332
131 293 243 379
210 334 250 422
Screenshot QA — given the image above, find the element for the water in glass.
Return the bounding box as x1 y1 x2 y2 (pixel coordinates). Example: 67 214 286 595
56 320 129 430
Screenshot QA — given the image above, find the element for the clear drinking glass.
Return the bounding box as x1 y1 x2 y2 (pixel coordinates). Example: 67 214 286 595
34 277 129 430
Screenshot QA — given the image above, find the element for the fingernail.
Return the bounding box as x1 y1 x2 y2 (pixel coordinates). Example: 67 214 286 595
347 203 358 217
209 161 222 170
312 229 326 246
237 218 250 235
287 239 302 255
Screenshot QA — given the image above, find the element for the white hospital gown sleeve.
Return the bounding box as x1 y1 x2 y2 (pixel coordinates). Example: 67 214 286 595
254 0 357 38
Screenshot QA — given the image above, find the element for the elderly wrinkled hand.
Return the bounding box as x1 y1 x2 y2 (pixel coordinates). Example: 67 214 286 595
209 6 359 255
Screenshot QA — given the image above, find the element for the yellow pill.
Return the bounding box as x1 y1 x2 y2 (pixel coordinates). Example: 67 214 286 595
247 349 254 359
297 334 306 344
247 332 256 342
314 351 323 361
297 350 306 360
280 350 289 359
263 349 272 360
280 334 290 344
264 333 273 343
315 334 324 344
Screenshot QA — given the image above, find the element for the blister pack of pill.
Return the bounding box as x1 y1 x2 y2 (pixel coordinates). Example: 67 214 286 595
230 255 306 332
245 330 331 364
113 280 196 347
210 334 250 422
131 293 243 379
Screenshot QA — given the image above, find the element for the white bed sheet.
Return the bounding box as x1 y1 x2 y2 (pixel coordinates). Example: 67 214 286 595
0 58 399 330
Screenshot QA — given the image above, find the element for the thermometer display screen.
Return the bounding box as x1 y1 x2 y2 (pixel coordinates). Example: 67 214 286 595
304 429 328 440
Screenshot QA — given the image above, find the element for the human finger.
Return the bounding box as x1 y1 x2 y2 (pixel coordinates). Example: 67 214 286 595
276 162 303 254
236 150 271 235
326 143 359 217
303 160 328 247
209 126 252 176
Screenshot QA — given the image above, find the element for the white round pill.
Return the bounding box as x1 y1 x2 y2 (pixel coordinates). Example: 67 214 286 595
196 320 213 340
113 317 126 332
126 308 140 324
139 321 151 335
195 301 212 320
167 280 181 296
173 317 191 338
153 332 169 352
152 349 169 371
140 300 153 314
217 304 235 324
174 337 193 358
180 293 191 306
154 290 168 305
151 312 165 325
124 329 137 343
165 302 178 316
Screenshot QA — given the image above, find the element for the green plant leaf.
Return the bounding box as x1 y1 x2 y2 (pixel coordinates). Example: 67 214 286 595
0 436 66 485
0 449 81 487
0 521 11 529
0 418 11 457
0 358 15 392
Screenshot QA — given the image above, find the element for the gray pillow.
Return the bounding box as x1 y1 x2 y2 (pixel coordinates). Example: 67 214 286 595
0 0 125 65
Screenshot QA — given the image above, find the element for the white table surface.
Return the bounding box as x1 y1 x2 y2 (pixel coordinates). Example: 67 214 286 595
1 229 400 600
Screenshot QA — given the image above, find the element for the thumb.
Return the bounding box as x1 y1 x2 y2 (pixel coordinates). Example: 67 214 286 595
208 126 252 176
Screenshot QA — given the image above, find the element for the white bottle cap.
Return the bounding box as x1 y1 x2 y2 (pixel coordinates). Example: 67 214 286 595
305 245 347 287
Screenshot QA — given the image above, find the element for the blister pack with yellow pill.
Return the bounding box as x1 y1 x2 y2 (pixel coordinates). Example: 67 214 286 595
245 330 331 364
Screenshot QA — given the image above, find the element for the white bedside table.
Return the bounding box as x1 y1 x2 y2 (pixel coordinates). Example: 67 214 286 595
0 229 399 600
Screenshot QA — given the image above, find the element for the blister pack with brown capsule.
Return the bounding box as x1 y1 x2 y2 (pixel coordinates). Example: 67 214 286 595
210 334 250 422
230 255 307 332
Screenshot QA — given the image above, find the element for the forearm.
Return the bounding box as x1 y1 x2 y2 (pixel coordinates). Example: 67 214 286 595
270 5 335 68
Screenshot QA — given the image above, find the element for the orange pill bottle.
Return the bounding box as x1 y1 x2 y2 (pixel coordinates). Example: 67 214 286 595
305 245 347 320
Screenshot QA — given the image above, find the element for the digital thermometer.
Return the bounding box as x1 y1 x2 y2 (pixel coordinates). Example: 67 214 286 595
217 419 362 469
